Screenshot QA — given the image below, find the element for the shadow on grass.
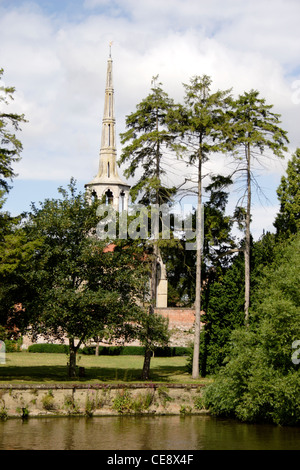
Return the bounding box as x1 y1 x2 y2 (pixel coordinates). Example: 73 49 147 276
0 363 189 383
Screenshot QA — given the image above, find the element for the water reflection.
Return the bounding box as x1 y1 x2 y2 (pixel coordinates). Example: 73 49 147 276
0 415 300 450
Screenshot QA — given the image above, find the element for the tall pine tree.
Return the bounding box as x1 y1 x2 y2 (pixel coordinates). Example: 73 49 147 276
228 90 289 325
168 75 232 379
119 76 176 379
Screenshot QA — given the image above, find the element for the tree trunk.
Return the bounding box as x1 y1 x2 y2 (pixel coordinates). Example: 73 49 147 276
142 136 160 381
68 338 77 377
95 338 99 356
141 242 158 380
192 150 202 379
244 143 251 327
142 347 152 380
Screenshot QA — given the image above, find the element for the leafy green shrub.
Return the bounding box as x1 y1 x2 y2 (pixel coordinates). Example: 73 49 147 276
112 390 133 413
28 343 69 354
85 394 96 417
130 391 155 413
194 396 204 410
112 389 155 414
180 405 192 415
5 338 22 352
157 385 172 407
203 235 300 426
42 390 56 411
64 394 79 414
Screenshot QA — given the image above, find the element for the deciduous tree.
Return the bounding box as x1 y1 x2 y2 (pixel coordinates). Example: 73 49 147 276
24 180 149 377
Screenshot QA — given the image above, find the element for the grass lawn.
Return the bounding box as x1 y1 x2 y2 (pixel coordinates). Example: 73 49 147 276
0 352 210 385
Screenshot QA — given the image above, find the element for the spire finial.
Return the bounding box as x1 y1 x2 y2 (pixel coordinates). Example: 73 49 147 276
109 41 113 58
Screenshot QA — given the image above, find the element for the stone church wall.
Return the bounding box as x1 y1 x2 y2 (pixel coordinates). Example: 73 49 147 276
22 308 197 350
155 308 195 347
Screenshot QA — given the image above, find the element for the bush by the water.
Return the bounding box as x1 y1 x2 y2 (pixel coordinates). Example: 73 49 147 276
203 234 300 426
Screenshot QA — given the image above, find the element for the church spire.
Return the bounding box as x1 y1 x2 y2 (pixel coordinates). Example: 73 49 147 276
85 45 130 211
98 45 117 178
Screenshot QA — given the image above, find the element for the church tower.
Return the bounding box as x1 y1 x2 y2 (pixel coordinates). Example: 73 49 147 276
85 46 130 211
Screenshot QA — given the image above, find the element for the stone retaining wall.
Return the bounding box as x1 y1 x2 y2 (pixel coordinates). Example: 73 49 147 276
0 384 207 419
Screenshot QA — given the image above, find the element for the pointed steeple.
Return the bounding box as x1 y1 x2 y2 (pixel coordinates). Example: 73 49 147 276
85 46 130 211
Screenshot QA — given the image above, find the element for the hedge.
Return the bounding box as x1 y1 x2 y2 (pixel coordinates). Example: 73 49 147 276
28 344 190 356
80 346 190 356
28 344 69 354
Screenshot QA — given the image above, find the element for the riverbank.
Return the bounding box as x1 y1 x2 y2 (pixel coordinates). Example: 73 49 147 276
0 383 208 419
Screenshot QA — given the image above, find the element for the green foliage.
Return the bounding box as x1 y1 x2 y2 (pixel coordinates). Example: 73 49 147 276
0 68 27 194
0 325 6 341
162 237 196 307
163 181 236 308
274 148 300 237
154 346 189 357
22 179 150 375
185 252 245 376
80 345 189 356
226 89 289 324
85 393 97 417
112 389 134 413
63 394 79 414
0 223 40 333
28 343 69 354
169 75 232 161
81 345 123 355
157 385 172 407
169 75 234 379
133 310 170 353
4 338 22 352
229 89 289 157
119 75 176 205
203 234 300 425
130 391 155 413
193 396 204 410
41 390 56 411
0 326 22 351
180 405 192 415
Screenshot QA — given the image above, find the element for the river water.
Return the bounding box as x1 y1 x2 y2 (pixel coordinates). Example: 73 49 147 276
0 415 299 450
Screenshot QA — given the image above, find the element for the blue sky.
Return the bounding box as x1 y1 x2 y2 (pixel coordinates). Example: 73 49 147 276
1 0 300 239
